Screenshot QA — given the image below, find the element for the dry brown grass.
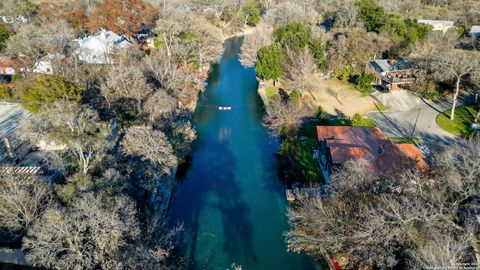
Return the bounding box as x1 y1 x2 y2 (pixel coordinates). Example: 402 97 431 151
307 75 377 117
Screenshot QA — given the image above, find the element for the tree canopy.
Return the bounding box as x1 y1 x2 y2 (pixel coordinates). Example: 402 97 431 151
256 43 283 80
86 0 160 35
20 75 83 113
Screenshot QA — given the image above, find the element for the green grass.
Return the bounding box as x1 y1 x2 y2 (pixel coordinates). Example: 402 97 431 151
436 105 478 136
375 102 386 111
390 137 420 144
297 136 323 183
265 86 279 102
352 116 376 127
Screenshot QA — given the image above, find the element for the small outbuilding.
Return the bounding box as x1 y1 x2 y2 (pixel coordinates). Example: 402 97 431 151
418 19 455 33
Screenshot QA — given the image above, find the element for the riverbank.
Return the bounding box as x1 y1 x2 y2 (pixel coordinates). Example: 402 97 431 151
167 37 319 270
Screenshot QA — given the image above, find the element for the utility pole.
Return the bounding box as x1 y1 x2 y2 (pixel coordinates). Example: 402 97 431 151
410 108 421 140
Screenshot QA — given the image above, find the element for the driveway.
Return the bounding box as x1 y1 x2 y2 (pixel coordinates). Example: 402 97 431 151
0 103 30 139
369 90 475 146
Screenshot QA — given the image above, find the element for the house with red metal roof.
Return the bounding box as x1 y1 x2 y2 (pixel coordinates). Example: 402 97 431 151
316 126 427 178
0 56 24 83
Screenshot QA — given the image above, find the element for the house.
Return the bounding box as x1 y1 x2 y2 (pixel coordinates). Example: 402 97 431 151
32 54 66 75
316 126 427 176
418 19 455 33
32 59 53 74
74 29 131 65
469 25 480 39
366 59 417 91
0 57 24 83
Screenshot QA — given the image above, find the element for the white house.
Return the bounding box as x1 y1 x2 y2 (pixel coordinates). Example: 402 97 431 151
74 29 131 65
470 25 480 39
418 19 455 33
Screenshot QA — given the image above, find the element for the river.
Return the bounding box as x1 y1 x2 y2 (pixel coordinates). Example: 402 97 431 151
168 38 319 270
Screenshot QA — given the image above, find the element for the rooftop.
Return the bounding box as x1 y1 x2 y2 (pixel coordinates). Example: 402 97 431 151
418 19 455 26
317 126 427 172
369 59 410 73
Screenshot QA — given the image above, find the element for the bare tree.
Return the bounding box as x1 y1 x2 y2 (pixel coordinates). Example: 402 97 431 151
102 64 153 114
121 126 178 175
143 90 178 122
428 49 480 120
24 193 141 270
328 28 392 74
283 47 317 99
0 174 51 238
286 139 480 269
239 22 273 67
6 19 75 69
263 99 311 136
21 102 106 175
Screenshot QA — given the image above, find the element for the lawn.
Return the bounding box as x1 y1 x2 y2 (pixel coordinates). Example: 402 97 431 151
436 105 478 136
390 137 420 144
297 136 324 183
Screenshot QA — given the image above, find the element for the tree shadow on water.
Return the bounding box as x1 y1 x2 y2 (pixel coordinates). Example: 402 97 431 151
170 138 256 269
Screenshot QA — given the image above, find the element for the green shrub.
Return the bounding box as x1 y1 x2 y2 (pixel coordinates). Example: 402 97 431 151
316 106 325 119
20 74 83 113
289 90 300 102
0 24 9 51
356 0 387 32
351 113 376 127
274 22 312 51
0 85 14 100
242 1 261 26
337 65 352 81
265 86 279 102
384 17 431 47
308 39 328 70
356 72 375 94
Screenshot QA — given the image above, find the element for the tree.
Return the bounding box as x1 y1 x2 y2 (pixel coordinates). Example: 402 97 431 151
0 24 9 51
241 1 261 26
328 28 392 74
121 126 178 175
102 64 153 115
356 72 375 94
286 139 480 269
0 174 51 239
24 193 141 269
429 49 480 120
256 43 283 81
263 99 310 136
21 102 106 176
86 0 160 35
6 19 75 61
355 0 387 32
20 74 83 113
283 47 317 99
0 0 37 19
143 90 178 122
239 22 273 67
274 21 312 52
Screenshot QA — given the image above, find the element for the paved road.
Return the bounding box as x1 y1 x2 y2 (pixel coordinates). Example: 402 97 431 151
369 91 475 146
0 103 30 139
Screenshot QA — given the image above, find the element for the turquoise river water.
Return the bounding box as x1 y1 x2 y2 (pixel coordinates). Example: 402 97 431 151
168 38 320 270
